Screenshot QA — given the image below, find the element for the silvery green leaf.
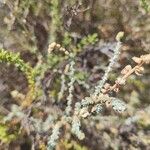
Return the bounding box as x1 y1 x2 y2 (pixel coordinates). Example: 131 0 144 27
111 98 127 113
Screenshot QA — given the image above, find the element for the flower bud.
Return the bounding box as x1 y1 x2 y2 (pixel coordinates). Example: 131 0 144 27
116 31 124 41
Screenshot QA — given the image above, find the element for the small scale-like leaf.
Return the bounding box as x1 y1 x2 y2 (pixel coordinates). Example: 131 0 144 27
111 98 127 113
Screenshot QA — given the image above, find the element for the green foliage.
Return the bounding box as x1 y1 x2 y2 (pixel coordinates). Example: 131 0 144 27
50 0 62 42
49 77 62 100
62 140 88 150
0 49 37 107
0 124 17 143
47 53 66 69
140 0 150 13
62 33 99 56
138 115 150 129
76 33 98 51
75 71 88 81
62 32 72 47
0 48 35 89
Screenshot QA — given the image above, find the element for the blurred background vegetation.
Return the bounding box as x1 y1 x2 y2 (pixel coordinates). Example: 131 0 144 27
0 0 150 149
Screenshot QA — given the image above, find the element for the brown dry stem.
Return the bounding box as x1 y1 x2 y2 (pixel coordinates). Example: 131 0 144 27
102 54 150 94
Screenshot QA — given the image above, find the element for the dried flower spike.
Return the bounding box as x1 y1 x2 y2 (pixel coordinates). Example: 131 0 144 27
135 66 144 76
140 54 150 64
48 42 57 53
121 65 132 75
116 77 126 85
132 57 142 64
